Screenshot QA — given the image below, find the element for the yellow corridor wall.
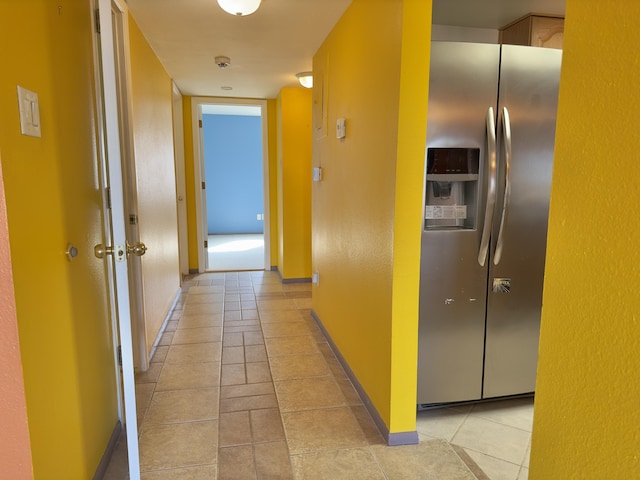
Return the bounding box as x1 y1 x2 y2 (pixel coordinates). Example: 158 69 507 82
531 0 640 477
311 0 431 434
276 87 312 280
0 0 118 477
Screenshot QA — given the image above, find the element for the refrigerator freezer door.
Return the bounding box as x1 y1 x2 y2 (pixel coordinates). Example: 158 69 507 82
418 42 500 405
483 45 562 398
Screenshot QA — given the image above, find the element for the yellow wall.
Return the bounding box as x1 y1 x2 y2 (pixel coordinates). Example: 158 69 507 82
267 98 279 267
128 14 181 355
531 1 640 477
276 87 312 279
311 0 431 433
0 0 118 476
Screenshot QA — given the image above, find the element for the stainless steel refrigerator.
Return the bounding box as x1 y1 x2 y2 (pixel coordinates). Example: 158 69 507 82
417 42 562 405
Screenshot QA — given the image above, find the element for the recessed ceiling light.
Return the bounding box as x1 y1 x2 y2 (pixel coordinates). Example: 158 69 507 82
221 86 233 91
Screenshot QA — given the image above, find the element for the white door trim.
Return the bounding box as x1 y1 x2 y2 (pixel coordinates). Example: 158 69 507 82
190 96 271 273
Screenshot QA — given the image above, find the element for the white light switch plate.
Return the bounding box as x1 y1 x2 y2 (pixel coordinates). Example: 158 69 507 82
17 86 41 138
336 117 346 139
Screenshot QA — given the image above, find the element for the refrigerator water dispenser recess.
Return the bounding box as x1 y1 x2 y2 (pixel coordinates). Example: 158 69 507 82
424 147 480 230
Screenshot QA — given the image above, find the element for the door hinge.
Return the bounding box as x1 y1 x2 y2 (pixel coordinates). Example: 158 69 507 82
106 187 112 209
117 345 122 366
199 119 202 128
204 240 208 248
202 181 206 190
129 214 138 225
94 8 101 34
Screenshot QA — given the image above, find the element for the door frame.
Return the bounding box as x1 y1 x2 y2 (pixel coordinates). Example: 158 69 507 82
94 0 140 475
190 97 270 273
173 83 190 277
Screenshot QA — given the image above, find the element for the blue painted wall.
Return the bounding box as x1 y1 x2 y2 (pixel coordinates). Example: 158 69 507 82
202 114 264 234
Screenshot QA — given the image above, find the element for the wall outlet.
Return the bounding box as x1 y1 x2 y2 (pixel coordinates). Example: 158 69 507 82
256 214 264 221
312 271 319 285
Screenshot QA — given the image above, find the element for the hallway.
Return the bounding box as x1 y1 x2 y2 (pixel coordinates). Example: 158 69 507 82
104 271 531 479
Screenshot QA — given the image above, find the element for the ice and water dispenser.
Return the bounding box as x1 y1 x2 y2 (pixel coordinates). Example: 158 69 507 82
424 148 480 229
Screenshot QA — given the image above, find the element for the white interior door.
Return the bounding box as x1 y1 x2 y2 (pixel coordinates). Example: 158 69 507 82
94 0 140 476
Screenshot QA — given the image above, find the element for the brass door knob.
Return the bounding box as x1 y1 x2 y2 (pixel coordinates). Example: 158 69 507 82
127 242 147 257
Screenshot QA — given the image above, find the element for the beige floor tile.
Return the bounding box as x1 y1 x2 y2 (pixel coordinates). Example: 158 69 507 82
293 297 313 309
219 411 252 446
139 421 218 471
243 331 264 345
265 335 320 357
350 406 385 445
370 439 477 480
223 332 244 346
245 344 267 362
186 293 224 304
183 303 224 315
156 362 220 391
451 415 531 465
221 382 274 399
172 326 222 344
258 310 305 323
220 363 246 385
246 361 272 383
223 324 261 334
141 465 216 479
136 363 163 384
144 387 219 425
150 345 169 363
250 408 286 443
222 346 245 364
223 310 242 321
275 377 347 412
257 298 299 311
416 406 472 442
254 442 293 479
178 314 223 329
335 377 362 405
217 445 256 480
224 301 241 311
187 285 225 295
136 383 155 419
463 448 521 480
517 466 529 480
261 322 314 338
165 320 179 332
469 397 534 432
219 393 278 413
242 309 259 320
158 332 174 346
282 407 368 454
269 353 330 381
291 448 386 480
165 342 222 364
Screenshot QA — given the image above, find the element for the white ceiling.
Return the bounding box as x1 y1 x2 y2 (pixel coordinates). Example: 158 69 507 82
125 0 565 100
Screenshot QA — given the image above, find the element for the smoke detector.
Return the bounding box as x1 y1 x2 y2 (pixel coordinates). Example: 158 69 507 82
215 56 231 68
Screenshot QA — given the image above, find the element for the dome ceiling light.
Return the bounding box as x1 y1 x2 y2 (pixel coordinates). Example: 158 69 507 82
217 0 261 16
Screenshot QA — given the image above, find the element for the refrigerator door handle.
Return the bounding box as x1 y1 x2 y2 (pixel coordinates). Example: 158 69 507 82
478 107 497 266
493 106 512 265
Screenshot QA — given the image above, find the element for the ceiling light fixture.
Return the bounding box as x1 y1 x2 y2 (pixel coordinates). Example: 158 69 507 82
217 0 261 16
296 72 313 89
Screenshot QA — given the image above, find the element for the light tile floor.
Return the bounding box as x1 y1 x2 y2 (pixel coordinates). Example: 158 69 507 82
104 270 532 479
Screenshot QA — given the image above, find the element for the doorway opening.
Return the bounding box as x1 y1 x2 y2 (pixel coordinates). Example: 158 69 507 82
191 98 270 272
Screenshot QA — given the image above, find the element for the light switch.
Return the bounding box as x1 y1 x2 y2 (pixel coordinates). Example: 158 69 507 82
17 86 41 138
312 166 323 182
336 117 346 139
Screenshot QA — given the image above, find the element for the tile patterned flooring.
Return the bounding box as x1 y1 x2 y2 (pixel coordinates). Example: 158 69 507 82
104 270 533 479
